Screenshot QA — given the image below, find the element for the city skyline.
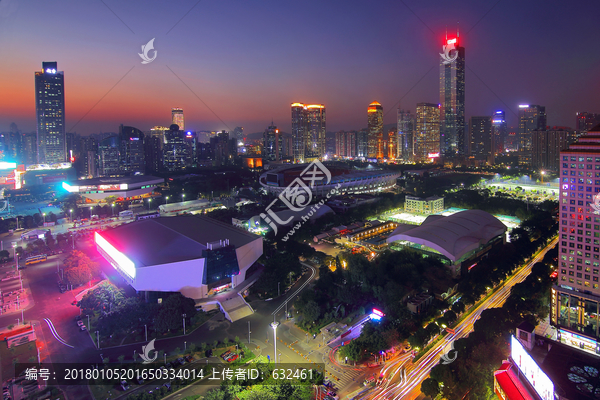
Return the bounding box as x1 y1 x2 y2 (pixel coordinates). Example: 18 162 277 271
1 0 599 136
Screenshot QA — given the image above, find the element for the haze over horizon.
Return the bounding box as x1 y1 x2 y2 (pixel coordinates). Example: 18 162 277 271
1 0 599 136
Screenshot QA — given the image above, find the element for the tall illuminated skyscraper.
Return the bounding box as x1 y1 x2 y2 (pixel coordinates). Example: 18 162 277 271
439 32 465 157
491 110 507 160
35 61 66 164
291 103 326 162
397 109 414 162
367 101 383 159
414 103 440 163
263 122 282 162
172 108 184 131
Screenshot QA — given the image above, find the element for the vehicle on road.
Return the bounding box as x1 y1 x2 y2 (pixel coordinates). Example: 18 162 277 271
120 380 130 391
77 321 84 327
25 254 47 265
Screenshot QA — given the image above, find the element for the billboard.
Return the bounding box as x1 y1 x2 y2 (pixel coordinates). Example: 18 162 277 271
510 336 554 400
95 232 136 279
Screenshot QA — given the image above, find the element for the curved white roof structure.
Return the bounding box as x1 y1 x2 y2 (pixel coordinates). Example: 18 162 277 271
386 209 506 262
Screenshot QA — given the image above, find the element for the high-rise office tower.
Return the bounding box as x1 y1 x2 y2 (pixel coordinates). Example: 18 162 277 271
291 103 326 162
469 116 492 158
263 122 282 162
397 109 414 162
163 124 188 171
551 128 600 344
531 128 576 172
387 129 397 159
414 103 440 163
356 129 368 158
233 127 244 143
144 136 163 173
78 136 98 178
119 125 145 174
335 131 356 158
576 112 600 134
35 62 66 164
22 132 37 166
291 103 307 163
367 101 383 159
518 104 547 166
306 105 326 160
171 108 184 131
491 110 508 160
439 33 465 157
98 136 120 177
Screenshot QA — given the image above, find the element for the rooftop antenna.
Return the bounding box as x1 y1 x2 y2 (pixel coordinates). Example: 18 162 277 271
445 26 448 41
457 22 460 38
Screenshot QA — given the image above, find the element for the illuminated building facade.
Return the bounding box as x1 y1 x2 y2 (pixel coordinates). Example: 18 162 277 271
171 108 184 131
518 104 547 166
356 129 368 158
62 175 163 201
414 103 440 163
387 129 397 159
439 34 465 157
263 123 282 162
552 129 600 348
397 109 414 162
94 215 262 300
576 112 600 134
35 62 66 164
98 136 120 177
119 125 145 175
367 101 383 159
491 110 507 160
163 124 190 171
291 103 326 162
335 131 356 158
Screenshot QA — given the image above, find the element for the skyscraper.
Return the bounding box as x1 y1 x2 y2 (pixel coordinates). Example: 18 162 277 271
356 129 368 158
335 131 356 158
439 33 465 157
263 122 282 162
367 101 383 159
397 109 414 162
98 135 120 177
119 125 145 175
531 128 576 172
518 104 547 166
35 62 66 164
291 103 326 162
414 103 440 163
551 128 600 344
491 110 508 160
468 116 492 158
172 108 184 131
306 105 326 160
387 129 397 159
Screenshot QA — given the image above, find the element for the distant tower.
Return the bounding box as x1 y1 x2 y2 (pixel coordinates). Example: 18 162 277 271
439 31 465 157
518 104 546 166
368 101 383 159
35 62 66 164
415 103 440 163
397 109 414 162
171 108 184 131
263 122 282 162
291 103 326 162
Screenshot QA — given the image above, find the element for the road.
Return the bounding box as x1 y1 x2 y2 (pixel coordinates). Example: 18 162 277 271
361 236 558 400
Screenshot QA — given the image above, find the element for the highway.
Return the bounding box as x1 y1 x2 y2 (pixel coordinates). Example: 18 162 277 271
360 236 558 400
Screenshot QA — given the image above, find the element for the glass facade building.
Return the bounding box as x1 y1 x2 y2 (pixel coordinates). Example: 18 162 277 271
35 62 66 164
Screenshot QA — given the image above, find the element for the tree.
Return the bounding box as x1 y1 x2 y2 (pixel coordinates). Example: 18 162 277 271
302 300 321 324
0 250 9 261
421 378 440 398
154 293 196 333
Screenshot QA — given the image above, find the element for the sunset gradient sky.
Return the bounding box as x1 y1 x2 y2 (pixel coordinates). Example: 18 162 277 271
1 0 599 135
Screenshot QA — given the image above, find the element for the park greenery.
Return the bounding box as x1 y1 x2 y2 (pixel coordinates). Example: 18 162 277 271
78 282 201 341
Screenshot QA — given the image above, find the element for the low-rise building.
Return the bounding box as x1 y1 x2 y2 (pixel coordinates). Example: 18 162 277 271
407 292 433 314
404 195 444 214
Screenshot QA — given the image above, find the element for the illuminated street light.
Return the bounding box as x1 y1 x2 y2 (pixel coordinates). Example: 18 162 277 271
182 313 187 335
271 321 280 364
165 196 169 204
111 203 115 216
42 213 46 224
182 193 186 201
69 209 73 221
148 198 152 210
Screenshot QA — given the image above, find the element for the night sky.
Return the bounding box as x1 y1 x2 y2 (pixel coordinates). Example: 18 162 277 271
1 0 599 135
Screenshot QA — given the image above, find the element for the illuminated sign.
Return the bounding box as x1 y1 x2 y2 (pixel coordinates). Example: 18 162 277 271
45 68 56 74
495 111 503 114
62 182 79 193
95 232 136 279
447 38 456 44
0 162 16 169
559 329 598 354
372 309 384 317
428 153 440 158
370 308 385 321
510 336 554 400
518 104 530 108
492 119 504 123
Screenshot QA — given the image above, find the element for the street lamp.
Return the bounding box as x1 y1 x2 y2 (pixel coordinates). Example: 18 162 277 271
165 196 169 204
182 193 185 201
148 198 152 210
42 213 46 225
90 206 93 218
541 170 546 184
182 314 186 335
270 321 279 364
111 203 115 216
69 209 73 221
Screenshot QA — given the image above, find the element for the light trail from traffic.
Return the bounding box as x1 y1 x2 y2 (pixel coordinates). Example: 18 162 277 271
364 237 558 400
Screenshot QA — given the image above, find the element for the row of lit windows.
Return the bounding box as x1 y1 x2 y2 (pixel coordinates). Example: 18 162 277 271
562 163 600 170
561 185 600 193
561 271 599 280
563 156 600 162
562 170 600 177
560 276 599 289
562 178 600 185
